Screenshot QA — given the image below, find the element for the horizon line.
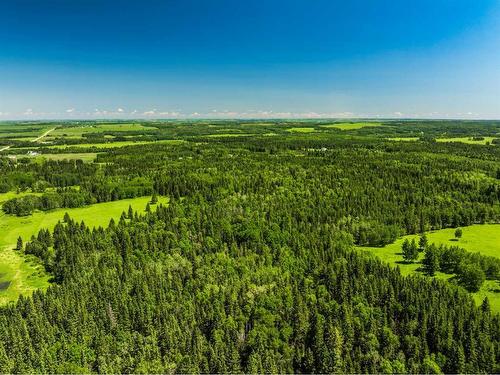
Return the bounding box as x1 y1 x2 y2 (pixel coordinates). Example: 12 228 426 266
1 117 500 122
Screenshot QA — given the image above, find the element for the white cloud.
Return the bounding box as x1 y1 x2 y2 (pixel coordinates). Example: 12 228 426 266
0 107 492 120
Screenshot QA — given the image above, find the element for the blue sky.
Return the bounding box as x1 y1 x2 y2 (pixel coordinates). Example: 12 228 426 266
1 0 499 119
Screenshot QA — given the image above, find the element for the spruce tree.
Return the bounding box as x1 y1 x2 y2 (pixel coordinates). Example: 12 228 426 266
151 193 158 204
402 239 419 263
418 234 428 252
15 236 23 251
422 244 439 276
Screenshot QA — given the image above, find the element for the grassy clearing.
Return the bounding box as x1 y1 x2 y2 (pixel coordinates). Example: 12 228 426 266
49 140 155 149
15 153 98 163
51 123 158 138
37 153 98 162
205 133 253 138
13 139 186 151
0 196 168 305
286 127 316 133
7 137 36 141
436 137 498 145
321 122 382 130
0 191 43 205
0 126 54 139
359 224 500 312
388 137 420 142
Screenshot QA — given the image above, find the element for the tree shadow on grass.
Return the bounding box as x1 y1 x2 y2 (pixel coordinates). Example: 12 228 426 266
0 281 11 291
395 260 418 265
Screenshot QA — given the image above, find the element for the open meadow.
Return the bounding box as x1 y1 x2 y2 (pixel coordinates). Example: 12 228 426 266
359 224 500 312
0 195 168 305
320 122 382 130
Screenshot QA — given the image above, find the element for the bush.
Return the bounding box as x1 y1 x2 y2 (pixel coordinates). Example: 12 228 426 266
457 264 485 292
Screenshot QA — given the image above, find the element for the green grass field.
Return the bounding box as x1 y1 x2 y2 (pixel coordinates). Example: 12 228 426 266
388 137 420 142
15 153 98 162
359 224 500 312
0 191 44 205
286 127 316 133
12 139 186 151
206 133 253 138
321 122 382 130
436 136 499 145
0 125 54 139
50 123 158 138
0 195 168 305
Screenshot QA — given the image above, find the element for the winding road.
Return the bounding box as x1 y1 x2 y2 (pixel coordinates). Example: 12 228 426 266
0 127 56 154
31 127 55 143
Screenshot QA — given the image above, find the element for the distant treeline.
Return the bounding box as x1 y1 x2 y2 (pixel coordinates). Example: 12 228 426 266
3 131 500 243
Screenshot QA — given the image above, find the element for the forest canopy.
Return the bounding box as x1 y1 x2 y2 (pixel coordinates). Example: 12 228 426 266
0 119 499 373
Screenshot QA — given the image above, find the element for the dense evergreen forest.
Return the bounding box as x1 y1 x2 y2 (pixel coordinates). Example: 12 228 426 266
0 120 499 373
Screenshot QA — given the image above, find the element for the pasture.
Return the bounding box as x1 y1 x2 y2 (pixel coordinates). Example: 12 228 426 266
206 133 253 138
12 139 186 151
15 152 98 163
388 137 420 142
50 123 158 138
286 127 316 133
436 136 499 145
359 224 500 312
321 122 382 130
0 124 54 139
0 195 168 305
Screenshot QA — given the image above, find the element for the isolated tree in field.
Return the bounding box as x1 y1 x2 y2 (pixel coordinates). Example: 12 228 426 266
410 239 419 260
418 234 428 252
151 193 158 204
402 239 418 263
15 236 23 251
422 244 439 276
454 228 463 239
458 264 485 292
402 239 410 261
